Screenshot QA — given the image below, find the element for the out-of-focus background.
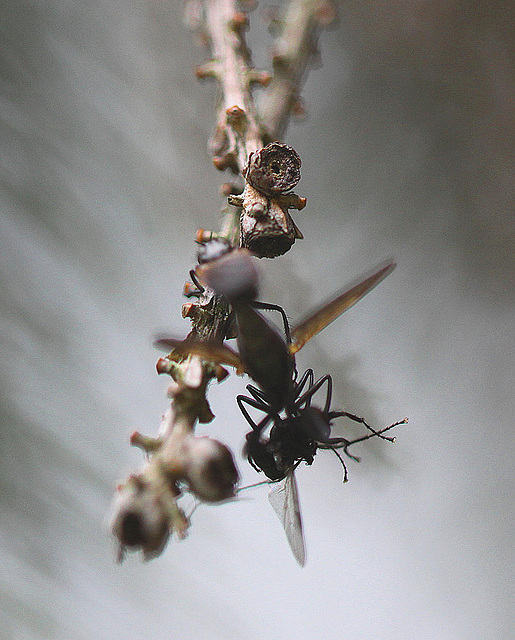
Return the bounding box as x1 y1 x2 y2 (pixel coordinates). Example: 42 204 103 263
1 1 513 639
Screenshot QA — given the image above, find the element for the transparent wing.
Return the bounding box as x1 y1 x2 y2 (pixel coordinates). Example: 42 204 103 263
268 470 306 566
289 260 396 355
154 336 244 373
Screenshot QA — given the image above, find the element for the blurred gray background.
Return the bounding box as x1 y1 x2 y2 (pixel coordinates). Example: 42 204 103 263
0 1 513 639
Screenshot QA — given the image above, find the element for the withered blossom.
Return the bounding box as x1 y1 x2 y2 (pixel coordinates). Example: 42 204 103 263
182 436 240 503
110 474 175 561
243 142 301 197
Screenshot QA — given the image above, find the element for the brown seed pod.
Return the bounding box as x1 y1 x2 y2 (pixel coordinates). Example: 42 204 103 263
238 183 304 258
183 437 240 502
110 475 172 560
243 142 301 197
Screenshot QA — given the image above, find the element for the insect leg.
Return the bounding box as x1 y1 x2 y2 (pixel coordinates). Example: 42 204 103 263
237 395 274 433
330 447 349 483
245 383 271 405
296 373 332 411
189 270 205 294
292 369 314 402
251 301 292 344
318 437 360 462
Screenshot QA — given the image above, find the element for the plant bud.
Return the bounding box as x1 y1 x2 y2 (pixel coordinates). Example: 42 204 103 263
243 142 301 197
183 436 239 502
110 475 170 560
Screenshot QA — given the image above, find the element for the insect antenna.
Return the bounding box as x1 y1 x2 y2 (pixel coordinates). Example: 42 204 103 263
325 417 408 458
237 479 274 493
329 410 397 442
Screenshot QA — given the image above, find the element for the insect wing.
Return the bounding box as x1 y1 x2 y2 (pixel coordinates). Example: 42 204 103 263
154 336 244 372
289 260 396 355
268 471 306 566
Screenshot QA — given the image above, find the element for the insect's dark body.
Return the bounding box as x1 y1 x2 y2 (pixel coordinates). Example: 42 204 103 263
192 245 401 481
194 247 336 478
241 368 346 481
231 301 293 411
270 418 318 468
247 417 318 481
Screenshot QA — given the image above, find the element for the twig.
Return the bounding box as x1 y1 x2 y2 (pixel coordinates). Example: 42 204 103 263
259 0 338 140
195 0 268 173
110 0 337 560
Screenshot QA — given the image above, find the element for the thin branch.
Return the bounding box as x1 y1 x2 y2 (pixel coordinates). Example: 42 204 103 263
196 0 269 172
259 0 338 140
110 0 339 561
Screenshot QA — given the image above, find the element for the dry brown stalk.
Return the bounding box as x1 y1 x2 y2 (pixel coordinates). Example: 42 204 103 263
259 0 339 140
110 0 337 561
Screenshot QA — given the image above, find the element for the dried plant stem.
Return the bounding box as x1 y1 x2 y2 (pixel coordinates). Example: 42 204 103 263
162 0 272 440
197 0 267 173
111 0 335 560
259 0 338 140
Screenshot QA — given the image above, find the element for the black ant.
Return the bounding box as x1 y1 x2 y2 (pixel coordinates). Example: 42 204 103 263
157 244 404 482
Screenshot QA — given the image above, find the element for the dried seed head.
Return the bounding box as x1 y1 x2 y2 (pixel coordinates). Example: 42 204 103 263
183 437 239 502
240 218 296 257
244 143 301 197
110 475 171 560
240 192 299 258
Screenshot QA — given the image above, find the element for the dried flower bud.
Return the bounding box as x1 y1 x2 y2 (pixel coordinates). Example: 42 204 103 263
110 475 171 561
240 189 300 258
249 202 267 219
243 142 301 197
196 228 219 244
183 436 239 502
156 357 173 375
229 12 249 32
225 105 247 129
220 182 242 196
197 238 232 264
181 302 198 318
